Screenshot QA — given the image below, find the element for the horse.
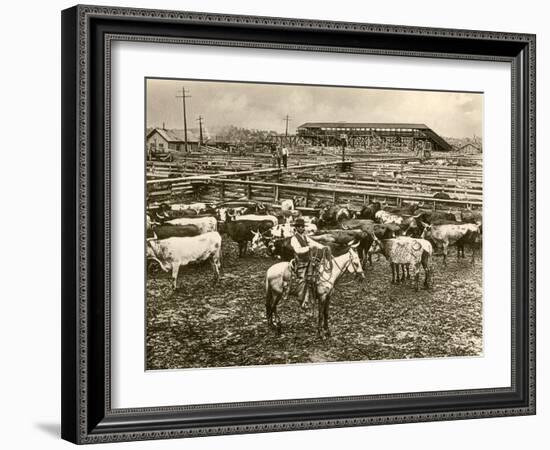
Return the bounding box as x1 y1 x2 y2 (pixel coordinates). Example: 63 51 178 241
264 242 364 339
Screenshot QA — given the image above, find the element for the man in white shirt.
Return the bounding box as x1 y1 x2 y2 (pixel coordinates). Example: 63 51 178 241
284 218 326 308
281 146 289 168
290 218 324 259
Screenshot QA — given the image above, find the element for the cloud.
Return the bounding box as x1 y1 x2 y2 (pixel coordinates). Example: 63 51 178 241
147 79 482 138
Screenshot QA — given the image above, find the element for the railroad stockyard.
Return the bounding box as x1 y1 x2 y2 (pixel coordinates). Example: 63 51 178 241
145 80 483 370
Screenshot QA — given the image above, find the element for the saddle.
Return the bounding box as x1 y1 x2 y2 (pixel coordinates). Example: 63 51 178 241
287 246 332 295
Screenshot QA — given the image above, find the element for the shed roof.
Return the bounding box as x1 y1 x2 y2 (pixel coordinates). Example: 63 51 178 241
297 122 430 129
458 143 482 150
147 128 202 142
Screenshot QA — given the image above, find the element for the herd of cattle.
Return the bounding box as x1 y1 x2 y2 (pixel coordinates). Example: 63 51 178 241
146 197 482 337
146 197 482 290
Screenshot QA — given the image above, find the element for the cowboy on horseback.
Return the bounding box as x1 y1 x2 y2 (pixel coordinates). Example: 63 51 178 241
283 217 327 309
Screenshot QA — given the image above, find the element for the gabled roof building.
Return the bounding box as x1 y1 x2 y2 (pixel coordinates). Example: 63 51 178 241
296 122 453 152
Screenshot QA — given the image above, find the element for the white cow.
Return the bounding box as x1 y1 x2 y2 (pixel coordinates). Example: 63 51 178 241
234 214 278 227
170 202 208 214
280 199 294 211
375 210 404 225
166 216 217 234
147 231 222 289
421 222 481 265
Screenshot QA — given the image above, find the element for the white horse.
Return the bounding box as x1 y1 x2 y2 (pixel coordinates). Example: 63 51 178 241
264 242 364 338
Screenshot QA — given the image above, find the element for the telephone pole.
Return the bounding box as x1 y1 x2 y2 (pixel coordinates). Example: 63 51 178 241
283 114 292 148
176 87 191 152
283 115 292 137
197 115 204 147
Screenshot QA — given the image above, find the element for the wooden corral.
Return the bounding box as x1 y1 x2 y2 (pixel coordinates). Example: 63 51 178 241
147 158 483 210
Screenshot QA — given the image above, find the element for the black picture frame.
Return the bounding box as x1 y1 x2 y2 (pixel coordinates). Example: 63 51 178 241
61 5 536 444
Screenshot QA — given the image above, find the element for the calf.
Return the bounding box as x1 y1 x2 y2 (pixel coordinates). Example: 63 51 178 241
146 231 222 289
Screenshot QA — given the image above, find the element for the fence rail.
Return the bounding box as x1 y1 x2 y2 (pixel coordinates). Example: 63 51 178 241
146 159 483 209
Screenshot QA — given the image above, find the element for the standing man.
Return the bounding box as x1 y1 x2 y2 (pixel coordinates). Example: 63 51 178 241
282 145 289 168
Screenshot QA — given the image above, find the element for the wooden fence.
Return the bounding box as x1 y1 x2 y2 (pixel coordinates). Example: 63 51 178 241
146 159 483 209
195 178 482 210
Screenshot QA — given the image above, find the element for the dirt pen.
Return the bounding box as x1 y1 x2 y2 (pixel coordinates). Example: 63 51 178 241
146 155 483 370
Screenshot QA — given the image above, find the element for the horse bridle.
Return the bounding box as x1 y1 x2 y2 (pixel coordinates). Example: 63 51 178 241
319 248 361 285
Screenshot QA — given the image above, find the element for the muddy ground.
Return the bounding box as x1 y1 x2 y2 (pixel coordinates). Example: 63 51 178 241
146 240 482 370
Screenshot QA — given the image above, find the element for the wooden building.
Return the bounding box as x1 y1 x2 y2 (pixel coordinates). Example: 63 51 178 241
458 143 482 154
146 128 201 154
296 122 454 152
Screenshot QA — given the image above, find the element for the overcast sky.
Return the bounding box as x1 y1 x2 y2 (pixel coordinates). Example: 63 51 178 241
146 78 482 139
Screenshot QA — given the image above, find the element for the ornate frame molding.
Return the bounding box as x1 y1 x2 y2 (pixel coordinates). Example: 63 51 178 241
62 5 536 444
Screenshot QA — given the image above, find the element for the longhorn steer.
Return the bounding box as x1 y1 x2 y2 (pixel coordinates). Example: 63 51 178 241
460 208 483 224
318 205 353 228
224 219 276 257
357 202 381 220
147 223 200 239
415 210 459 224
146 231 222 289
371 236 433 290
421 222 481 265
375 210 404 225
310 230 373 267
166 216 217 234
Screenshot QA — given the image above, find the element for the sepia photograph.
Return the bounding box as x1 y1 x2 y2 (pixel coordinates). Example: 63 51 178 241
145 78 483 370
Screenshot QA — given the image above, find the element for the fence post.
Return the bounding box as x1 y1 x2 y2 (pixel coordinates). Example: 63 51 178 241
274 185 279 202
220 181 225 201
305 189 310 207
